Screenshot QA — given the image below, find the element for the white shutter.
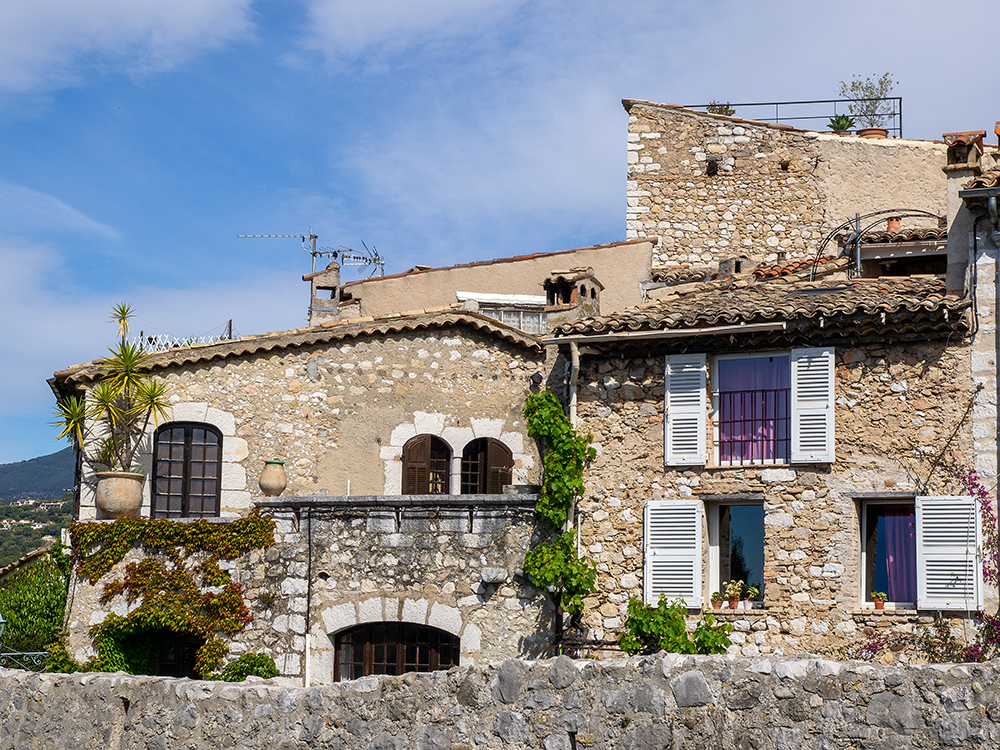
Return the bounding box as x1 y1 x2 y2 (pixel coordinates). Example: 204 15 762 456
790 347 835 463
916 495 982 610
644 499 702 607
664 354 706 466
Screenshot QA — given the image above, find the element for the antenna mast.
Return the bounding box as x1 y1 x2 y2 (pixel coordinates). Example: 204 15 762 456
237 227 385 276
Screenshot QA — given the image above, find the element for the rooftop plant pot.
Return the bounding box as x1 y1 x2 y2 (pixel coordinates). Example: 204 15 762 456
856 128 888 139
259 460 287 497
95 471 144 518
834 130 852 137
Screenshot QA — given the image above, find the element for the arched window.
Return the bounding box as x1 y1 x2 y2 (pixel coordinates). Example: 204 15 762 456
152 422 222 518
461 438 513 494
401 435 451 495
334 623 459 681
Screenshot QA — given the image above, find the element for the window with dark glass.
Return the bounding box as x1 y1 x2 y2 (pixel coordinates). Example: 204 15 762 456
334 623 460 681
152 423 222 518
461 438 513 494
863 502 917 605
717 356 790 465
402 435 451 494
717 504 765 603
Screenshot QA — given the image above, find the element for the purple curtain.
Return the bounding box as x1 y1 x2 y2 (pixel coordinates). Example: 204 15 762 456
883 504 917 604
718 357 790 462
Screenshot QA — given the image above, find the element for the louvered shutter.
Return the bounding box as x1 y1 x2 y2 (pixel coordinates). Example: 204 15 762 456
644 499 702 607
916 495 983 610
402 435 430 494
664 354 706 466
790 347 835 463
486 439 513 494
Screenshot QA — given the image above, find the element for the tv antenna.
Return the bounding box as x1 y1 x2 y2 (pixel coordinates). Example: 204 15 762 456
237 227 386 277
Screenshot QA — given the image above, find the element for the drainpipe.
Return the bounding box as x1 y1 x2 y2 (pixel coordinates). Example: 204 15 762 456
568 343 580 429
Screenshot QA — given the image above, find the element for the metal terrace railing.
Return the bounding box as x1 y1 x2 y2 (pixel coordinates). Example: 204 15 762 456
686 98 903 138
0 610 47 672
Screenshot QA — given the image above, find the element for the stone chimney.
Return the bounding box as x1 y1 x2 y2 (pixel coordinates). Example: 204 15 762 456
303 261 342 326
942 132 986 295
543 267 603 330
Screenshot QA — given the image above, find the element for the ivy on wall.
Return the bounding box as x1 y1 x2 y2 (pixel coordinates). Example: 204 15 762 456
523 390 597 620
66 513 275 677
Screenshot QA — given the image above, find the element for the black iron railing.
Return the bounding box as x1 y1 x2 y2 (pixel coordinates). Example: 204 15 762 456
718 388 790 465
685 98 903 138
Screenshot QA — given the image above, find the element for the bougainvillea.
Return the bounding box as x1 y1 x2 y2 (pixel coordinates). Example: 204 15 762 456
952 462 1000 588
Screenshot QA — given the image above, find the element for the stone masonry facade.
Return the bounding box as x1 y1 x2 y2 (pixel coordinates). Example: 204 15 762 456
575 339 986 657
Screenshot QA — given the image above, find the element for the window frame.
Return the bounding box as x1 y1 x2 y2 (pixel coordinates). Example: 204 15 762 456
460 438 513 494
151 422 223 519
401 435 452 495
859 498 918 608
333 622 460 682
712 351 791 467
707 500 766 607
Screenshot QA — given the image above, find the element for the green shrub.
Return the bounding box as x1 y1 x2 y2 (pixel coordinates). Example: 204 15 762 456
217 653 280 682
0 544 70 654
618 595 732 655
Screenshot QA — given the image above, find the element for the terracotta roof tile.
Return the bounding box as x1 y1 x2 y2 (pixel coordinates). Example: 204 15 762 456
965 169 1000 190
835 227 947 244
754 256 841 279
650 266 715 285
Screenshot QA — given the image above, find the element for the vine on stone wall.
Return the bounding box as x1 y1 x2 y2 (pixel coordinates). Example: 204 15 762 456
523 390 597 619
67 513 275 676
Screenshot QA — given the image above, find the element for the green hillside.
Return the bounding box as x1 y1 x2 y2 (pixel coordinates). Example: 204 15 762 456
0 447 75 502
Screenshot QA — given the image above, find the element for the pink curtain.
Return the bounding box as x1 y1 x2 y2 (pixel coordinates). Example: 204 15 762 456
719 357 789 462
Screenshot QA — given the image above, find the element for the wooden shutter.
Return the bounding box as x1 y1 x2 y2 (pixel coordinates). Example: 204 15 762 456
486 439 513 494
402 435 430 494
916 495 983 610
664 354 706 466
790 347 835 463
644 499 702 607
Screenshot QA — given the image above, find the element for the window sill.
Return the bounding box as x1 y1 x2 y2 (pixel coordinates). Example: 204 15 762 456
703 608 768 618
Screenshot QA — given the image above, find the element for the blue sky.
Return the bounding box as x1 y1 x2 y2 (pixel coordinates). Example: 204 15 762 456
2 0 998 464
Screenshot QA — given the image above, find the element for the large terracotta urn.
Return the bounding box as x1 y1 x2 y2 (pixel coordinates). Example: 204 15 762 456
259 460 287 497
95 471 145 518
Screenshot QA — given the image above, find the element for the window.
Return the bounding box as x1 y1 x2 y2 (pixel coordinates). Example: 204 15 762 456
402 435 451 494
461 438 513 494
479 307 547 335
664 347 834 466
152 423 222 518
334 623 460 681
709 503 765 604
861 496 982 609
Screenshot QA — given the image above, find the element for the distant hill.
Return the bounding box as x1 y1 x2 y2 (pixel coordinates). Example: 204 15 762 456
0 447 75 502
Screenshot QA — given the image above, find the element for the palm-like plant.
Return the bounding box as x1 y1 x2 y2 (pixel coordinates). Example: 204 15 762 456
53 305 170 473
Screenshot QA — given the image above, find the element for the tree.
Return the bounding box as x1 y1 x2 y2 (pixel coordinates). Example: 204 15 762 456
838 73 897 129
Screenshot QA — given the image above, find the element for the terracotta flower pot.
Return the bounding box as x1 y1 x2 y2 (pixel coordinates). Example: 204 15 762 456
711 599 722 611
95 471 144 518
874 600 885 610
259 460 287 497
728 597 739 610
856 128 888 139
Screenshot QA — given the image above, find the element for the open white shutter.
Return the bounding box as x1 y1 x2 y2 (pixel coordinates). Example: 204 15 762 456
644 499 702 607
790 347 835 463
916 495 982 610
664 354 706 466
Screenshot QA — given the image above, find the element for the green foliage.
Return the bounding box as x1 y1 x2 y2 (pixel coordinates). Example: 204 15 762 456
618 596 732 656
0 497 72 568
55 513 275 678
523 531 596 615
838 73 897 129
828 114 855 132
42 639 82 674
706 101 735 116
0 545 70 653
214 652 280 682
524 390 596 529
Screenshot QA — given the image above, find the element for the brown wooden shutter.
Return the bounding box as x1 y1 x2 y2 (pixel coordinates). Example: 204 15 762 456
402 435 431 494
485 439 513 494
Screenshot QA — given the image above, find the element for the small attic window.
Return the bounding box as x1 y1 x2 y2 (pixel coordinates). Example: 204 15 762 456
706 158 719 176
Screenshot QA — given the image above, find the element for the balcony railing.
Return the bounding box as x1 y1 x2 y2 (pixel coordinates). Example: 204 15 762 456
718 388 790 465
685 98 903 139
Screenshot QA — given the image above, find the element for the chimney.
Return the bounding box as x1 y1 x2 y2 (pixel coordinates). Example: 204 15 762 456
302 261 342 326
942 132 987 295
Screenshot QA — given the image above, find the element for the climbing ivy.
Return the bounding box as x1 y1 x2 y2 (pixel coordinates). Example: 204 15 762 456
64 512 275 677
523 389 597 618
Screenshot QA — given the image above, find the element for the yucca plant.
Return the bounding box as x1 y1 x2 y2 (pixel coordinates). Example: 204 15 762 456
53 304 170 473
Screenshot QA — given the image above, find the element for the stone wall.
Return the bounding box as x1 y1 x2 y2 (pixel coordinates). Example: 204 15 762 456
65 497 555 681
574 339 994 652
76 326 545 519
4 654 1000 748
624 101 947 267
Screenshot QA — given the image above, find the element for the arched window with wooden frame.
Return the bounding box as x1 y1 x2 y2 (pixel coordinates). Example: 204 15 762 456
401 435 451 495
461 438 513 494
334 622 460 681
152 422 222 518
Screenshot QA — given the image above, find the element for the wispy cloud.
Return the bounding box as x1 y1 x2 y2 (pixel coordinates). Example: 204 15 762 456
0 180 119 238
0 0 256 93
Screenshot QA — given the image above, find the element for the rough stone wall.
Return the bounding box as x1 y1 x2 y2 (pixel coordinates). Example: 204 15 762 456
625 102 947 267
575 339 991 654
77 327 545 519
4 654 1000 749
65 500 555 681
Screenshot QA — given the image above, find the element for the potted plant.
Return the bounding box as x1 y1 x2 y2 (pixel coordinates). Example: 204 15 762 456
724 579 744 610
744 584 761 610
838 73 897 138
872 591 888 610
710 591 723 610
53 303 170 518
827 114 855 135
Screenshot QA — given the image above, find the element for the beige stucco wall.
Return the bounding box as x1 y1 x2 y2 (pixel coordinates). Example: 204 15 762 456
339 240 656 319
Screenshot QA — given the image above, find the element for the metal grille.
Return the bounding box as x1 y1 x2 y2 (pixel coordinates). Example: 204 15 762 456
718 388 790 465
153 423 222 518
335 623 459 682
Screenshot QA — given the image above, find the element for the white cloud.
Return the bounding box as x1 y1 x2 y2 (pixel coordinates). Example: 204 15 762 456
0 0 255 92
0 180 119 238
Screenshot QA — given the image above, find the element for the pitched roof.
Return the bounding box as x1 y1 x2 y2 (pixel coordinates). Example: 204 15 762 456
550 276 968 345
851 227 947 244
53 309 542 388
964 169 1000 190
754 256 842 279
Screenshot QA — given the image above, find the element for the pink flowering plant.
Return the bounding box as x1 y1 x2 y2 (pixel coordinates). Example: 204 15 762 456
952 462 1000 588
